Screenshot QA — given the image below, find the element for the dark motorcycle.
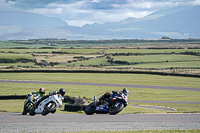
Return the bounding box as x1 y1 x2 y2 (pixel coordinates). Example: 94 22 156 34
85 92 128 115
22 94 40 115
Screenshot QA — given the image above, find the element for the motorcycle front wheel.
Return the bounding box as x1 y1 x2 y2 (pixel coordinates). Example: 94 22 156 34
51 109 56 114
22 104 32 115
109 102 124 115
29 109 36 116
42 102 56 116
85 104 96 115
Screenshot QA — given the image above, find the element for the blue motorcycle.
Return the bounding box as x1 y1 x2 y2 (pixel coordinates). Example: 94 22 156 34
85 92 128 115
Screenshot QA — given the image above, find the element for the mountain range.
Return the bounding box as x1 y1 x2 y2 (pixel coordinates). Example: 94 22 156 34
0 5 199 41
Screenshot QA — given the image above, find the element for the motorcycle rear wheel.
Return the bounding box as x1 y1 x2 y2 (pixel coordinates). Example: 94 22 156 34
109 102 124 115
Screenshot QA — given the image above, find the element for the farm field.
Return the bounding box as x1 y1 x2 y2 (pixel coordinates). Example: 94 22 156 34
106 48 200 54
0 53 34 59
0 48 199 75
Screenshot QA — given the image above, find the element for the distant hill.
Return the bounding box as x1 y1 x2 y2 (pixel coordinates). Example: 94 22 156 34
78 5 200 39
0 6 199 40
0 11 68 36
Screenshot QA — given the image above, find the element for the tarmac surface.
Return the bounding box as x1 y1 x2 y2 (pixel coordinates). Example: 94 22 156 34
0 79 200 132
0 113 200 132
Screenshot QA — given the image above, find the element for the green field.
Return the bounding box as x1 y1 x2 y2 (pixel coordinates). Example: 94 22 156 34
106 48 200 54
0 53 34 59
0 48 105 54
112 55 200 62
0 48 199 72
0 73 200 87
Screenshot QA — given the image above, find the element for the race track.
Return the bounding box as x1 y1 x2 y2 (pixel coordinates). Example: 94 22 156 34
0 113 200 132
1 79 200 104
1 79 200 132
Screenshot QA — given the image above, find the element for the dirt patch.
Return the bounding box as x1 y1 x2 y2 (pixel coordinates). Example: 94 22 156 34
132 104 177 112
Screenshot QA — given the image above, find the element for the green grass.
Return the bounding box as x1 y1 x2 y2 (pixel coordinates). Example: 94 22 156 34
106 61 200 68
0 49 199 71
0 62 36 67
112 55 200 63
0 48 56 53
132 61 200 68
106 48 200 54
0 53 34 59
0 48 105 54
0 42 49 48
0 82 199 102
0 73 199 88
58 49 105 54
1 48 199 54
66 57 110 66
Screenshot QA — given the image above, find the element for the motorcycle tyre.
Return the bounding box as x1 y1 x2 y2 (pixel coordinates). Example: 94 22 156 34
109 103 124 115
29 109 36 116
51 109 56 114
85 104 96 115
22 104 31 115
42 103 56 116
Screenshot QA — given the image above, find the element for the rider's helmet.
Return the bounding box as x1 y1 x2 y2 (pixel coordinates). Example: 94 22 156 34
58 88 66 97
39 87 45 94
104 92 110 98
122 88 130 96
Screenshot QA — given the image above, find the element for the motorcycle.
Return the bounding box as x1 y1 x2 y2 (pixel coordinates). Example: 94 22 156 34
22 94 41 115
29 92 63 116
85 91 128 115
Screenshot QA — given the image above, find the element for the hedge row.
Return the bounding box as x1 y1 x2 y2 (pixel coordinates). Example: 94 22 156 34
0 69 199 78
0 58 36 63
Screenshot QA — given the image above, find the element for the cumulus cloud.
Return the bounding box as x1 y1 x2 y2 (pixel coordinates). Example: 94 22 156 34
3 0 200 27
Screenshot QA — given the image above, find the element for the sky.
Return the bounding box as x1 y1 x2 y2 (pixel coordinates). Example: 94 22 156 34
1 0 200 27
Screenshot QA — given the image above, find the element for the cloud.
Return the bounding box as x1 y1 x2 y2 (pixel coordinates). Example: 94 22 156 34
26 0 155 26
0 0 17 11
3 0 200 27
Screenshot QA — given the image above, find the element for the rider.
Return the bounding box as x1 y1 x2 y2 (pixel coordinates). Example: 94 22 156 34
32 88 66 110
113 88 130 106
30 87 46 97
97 88 130 106
58 88 66 97
25 87 46 103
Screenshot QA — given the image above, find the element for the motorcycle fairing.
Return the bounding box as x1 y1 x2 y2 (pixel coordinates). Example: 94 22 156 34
35 94 62 114
95 105 109 112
